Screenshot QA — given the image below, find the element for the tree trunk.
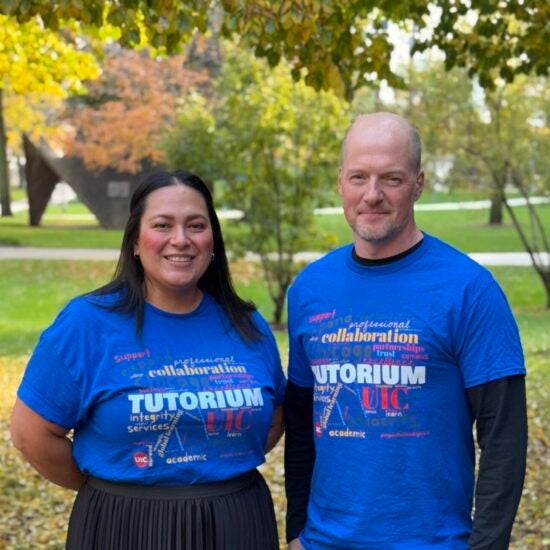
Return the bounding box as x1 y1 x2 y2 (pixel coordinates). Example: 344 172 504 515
0 88 13 217
503 183 550 310
272 287 286 327
543 271 550 309
272 277 292 328
488 185 503 225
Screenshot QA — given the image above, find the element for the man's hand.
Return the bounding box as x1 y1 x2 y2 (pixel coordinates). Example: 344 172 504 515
288 538 305 550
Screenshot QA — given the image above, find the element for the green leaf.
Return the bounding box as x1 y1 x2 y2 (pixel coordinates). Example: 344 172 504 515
444 49 457 71
126 28 141 46
266 49 280 67
478 72 495 89
264 19 276 35
40 11 59 31
0 0 19 14
175 12 190 34
19 0 32 15
107 8 125 27
165 31 181 53
151 32 164 48
319 28 333 47
500 65 515 83
88 4 104 26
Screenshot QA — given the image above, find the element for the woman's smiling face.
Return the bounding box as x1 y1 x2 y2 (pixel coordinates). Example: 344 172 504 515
134 184 214 312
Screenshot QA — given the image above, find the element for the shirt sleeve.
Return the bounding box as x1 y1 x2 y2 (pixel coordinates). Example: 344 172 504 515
272 345 287 408
284 380 315 542
467 375 527 550
254 311 287 406
287 283 314 387
17 331 82 430
456 279 525 388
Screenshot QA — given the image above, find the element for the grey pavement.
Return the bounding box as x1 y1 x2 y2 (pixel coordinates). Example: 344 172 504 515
0 247 120 261
0 246 548 266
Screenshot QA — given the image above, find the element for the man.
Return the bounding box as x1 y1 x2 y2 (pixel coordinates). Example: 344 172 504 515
284 112 527 549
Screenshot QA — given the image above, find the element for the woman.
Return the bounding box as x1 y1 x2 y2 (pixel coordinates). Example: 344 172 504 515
10 170 285 549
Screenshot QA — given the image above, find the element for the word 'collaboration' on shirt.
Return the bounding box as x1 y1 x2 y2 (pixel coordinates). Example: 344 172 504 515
148 364 247 377
321 328 419 344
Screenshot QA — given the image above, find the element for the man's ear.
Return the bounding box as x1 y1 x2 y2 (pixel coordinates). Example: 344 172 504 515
337 167 343 197
414 171 425 201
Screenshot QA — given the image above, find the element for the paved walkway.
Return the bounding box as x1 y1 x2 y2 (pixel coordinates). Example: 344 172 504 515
0 246 547 266
2 196 548 266
314 196 550 215
5 195 550 217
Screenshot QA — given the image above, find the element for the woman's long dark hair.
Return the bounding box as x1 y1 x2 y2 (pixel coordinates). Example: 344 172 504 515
92 169 260 342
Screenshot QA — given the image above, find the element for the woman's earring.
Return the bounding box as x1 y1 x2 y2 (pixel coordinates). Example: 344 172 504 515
211 252 215 262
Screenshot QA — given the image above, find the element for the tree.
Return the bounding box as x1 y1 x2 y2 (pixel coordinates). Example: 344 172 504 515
381 55 548 223
3 93 66 159
449 77 550 306
4 1 547 217
165 43 351 324
2 1 548 99
505 168 550 308
0 14 99 216
3 0 548 304
374 59 550 306
62 46 206 173
436 76 550 225
0 88 9 215
352 58 480 196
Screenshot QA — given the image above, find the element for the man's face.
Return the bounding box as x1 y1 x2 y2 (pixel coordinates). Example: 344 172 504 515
338 120 424 258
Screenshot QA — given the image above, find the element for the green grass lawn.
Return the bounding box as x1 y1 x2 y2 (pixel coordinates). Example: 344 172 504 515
0 259 546 354
42 201 97 216
1 192 549 548
0 213 122 248
9 188 27 202
317 203 550 253
0 259 548 548
417 188 508 204
2 199 548 254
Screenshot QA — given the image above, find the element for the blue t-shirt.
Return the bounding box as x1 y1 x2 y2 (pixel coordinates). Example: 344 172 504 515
18 292 286 485
287 234 525 550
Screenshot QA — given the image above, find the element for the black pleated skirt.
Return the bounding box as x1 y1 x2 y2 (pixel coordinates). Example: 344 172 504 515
66 470 279 550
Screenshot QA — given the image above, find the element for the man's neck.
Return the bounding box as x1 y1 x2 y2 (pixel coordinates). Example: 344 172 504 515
353 237 424 265
354 227 424 261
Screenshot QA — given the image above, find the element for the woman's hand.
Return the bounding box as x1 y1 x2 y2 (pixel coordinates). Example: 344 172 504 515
265 405 284 453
